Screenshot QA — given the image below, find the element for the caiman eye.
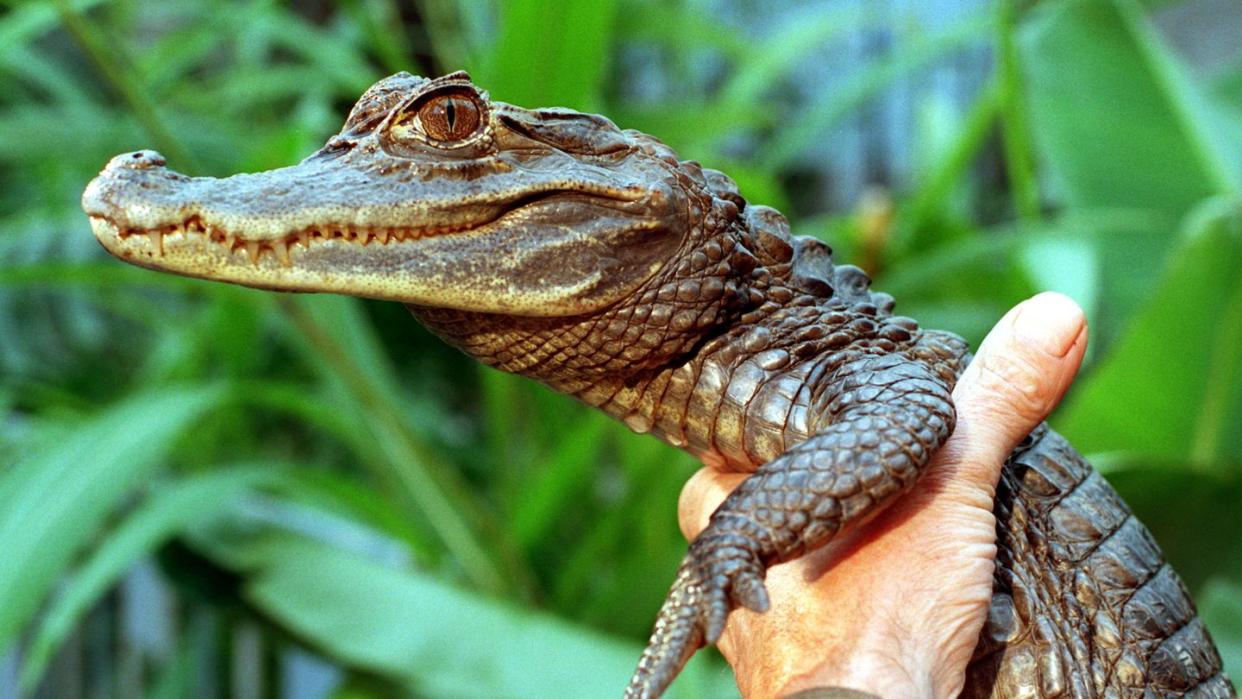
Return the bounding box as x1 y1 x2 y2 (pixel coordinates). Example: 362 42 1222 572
381 84 489 154
417 91 482 143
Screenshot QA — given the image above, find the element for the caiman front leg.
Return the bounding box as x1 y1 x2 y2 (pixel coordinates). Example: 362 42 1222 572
626 351 959 698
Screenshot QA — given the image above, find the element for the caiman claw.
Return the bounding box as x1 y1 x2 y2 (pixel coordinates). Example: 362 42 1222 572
624 532 770 698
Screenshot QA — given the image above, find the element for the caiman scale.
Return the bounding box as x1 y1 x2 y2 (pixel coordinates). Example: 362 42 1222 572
83 72 1233 698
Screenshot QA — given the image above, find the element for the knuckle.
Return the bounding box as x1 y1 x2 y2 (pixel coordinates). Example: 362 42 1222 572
969 350 1052 423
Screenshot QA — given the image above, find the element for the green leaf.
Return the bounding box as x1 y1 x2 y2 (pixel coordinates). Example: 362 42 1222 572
996 0 1041 220
0 385 223 655
0 0 107 53
196 528 735 698
903 83 1001 237
476 0 618 110
615 1 749 58
1056 198 1242 464
1200 578 1242 682
1018 0 1236 215
19 466 283 690
508 415 609 550
277 296 522 596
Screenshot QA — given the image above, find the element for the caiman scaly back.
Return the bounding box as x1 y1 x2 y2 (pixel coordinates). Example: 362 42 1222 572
82 72 1234 698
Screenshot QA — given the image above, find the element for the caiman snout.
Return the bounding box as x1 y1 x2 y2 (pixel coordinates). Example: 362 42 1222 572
82 149 193 230
84 150 171 215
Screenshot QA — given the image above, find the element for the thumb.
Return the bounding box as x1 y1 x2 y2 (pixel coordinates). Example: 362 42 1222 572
945 291 1088 488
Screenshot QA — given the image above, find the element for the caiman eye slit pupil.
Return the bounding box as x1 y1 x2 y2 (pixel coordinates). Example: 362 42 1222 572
416 92 481 144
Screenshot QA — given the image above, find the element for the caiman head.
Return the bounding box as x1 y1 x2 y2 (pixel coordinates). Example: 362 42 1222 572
83 71 719 317
84 72 796 383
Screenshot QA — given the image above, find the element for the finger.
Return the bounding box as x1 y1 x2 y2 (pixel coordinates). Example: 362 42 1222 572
947 291 1088 488
678 468 747 541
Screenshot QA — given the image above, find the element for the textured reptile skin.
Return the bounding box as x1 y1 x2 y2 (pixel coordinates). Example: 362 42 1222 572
82 72 1234 698
967 425 1234 697
419 194 1232 699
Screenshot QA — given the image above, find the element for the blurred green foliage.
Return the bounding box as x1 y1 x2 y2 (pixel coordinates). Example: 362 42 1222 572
1 0 1240 696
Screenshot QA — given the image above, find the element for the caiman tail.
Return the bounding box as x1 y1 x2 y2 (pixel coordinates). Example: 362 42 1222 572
966 423 1233 697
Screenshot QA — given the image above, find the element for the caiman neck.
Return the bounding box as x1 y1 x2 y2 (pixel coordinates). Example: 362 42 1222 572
410 191 925 470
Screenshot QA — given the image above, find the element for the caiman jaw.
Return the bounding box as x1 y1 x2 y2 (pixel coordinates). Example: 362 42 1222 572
84 150 538 268
84 147 679 315
97 213 484 266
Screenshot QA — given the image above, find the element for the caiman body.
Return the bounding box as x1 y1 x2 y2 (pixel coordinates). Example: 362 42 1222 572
83 72 1233 698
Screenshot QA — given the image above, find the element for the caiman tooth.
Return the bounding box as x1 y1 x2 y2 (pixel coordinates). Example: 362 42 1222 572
374 228 389 245
245 241 261 265
296 230 311 248
148 230 163 255
358 229 372 246
271 239 291 267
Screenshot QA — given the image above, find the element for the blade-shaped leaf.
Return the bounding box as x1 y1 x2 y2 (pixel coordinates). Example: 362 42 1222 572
195 527 735 698
19 466 283 689
1018 0 1236 215
1056 198 1242 464
277 296 519 595
476 0 618 110
0 386 222 654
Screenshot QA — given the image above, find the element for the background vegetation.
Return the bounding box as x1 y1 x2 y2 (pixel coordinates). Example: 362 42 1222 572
1 0 1240 696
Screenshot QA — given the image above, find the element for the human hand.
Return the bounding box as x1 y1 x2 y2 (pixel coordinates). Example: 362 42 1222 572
677 292 1089 698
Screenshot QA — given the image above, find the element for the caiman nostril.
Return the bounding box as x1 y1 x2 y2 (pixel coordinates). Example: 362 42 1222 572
107 150 167 170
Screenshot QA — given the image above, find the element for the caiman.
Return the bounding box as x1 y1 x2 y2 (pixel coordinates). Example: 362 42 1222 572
82 72 1234 698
